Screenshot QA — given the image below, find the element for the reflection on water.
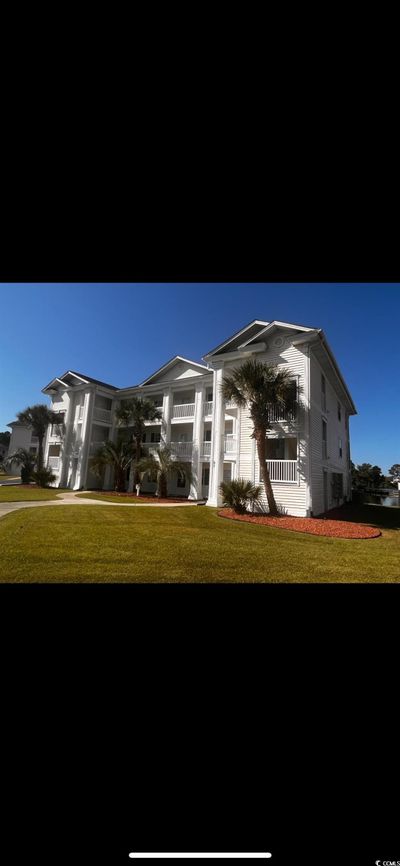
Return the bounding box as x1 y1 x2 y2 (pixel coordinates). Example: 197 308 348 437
366 493 400 507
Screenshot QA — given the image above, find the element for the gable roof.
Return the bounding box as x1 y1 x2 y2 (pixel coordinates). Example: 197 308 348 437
239 320 316 348
203 320 269 358
42 370 118 394
140 356 209 386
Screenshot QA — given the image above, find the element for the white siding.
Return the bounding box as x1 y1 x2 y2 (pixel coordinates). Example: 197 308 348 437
225 334 309 516
309 351 351 515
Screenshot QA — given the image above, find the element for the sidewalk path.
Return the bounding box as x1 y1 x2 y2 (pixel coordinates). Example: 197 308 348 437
0 490 204 521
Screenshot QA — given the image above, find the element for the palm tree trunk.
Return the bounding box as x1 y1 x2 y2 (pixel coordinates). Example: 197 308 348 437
38 435 44 472
159 471 167 499
135 437 142 487
256 431 279 516
115 466 125 492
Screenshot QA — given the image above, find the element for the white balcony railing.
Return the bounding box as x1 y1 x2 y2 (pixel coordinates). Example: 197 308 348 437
140 442 161 456
170 441 193 459
48 457 60 470
172 403 195 419
93 407 112 423
201 441 212 458
224 435 237 453
267 403 296 422
266 459 297 482
203 401 213 416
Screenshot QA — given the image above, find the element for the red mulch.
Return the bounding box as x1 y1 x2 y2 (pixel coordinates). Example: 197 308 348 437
218 509 381 539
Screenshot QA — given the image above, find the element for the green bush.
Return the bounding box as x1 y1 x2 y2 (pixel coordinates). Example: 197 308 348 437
32 467 56 488
21 466 32 484
219 478 263 514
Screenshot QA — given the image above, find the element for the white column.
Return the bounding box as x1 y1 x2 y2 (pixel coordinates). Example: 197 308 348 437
207 366 225 507
189 385 203 500
104 400 118 490
77 390 94 489
162 388 172 445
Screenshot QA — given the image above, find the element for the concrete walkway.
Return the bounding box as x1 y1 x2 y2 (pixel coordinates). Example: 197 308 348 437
0 490 204 521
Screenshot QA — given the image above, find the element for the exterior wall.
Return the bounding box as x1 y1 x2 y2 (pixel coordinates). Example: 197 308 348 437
232 334 309 516
38 327 355 508
309 350 351 515
7 425 39 475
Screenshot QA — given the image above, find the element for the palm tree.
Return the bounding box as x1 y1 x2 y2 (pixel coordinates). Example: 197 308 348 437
138 445 193 499
115 397 163 487
89 439 137 492
221 359 298 516
5 447 37 483
16 404 64 471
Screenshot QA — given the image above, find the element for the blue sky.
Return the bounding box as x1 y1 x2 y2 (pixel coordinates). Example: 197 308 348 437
0 283 398 473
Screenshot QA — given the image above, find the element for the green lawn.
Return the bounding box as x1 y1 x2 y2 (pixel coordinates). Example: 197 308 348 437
0 486 67 502
0 502 399 582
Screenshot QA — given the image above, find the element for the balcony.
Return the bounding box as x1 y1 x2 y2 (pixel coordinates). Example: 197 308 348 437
201 441 212 458
203 401 213 416
267 403 296 423
224 435 236 453
140 442 161 456
172 403 195 419
48 457 60 471
267 459 297 482
170 441 193 459
93 407 112 424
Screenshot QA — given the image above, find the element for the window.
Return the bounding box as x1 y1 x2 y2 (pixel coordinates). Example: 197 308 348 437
331 472 343 501
206 390 213 402
338 402 341 422
204 429 212 442
321 375 326 412
177 472 186 489
322 419 327 459
51 412 65 437
338 437 343 459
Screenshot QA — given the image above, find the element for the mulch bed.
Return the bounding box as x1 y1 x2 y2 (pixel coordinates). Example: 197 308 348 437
85 491 192 504
218 509 381 539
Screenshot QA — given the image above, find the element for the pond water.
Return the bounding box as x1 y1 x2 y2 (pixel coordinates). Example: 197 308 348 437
366 493 400 507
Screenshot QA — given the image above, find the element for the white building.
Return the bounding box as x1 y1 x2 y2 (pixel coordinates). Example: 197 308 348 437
6 422 39 475
37 320 356 516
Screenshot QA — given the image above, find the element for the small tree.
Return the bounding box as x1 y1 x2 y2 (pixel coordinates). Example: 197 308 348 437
138 445 192 499
90 439 136 492
219 478 262 514
388 464 400 483
5 448 37 483
17 404 64 471
221 359 299 516
115 397 163 488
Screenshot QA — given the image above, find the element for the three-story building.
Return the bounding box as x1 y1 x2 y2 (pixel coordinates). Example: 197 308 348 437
36 319 356 516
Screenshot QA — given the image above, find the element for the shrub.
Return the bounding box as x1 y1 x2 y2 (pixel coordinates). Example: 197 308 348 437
219 478 262 514
21 466 33 484
32 467 56 488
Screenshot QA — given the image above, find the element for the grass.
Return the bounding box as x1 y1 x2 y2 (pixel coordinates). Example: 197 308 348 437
0 502 399 582
0 486 67 502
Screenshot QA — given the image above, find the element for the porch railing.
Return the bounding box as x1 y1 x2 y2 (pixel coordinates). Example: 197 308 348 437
170 441 193 459
266 459 297 482
201 441 212 458
224 435 236 453
48 457 60 470
172 403 195 419
203 401 213 416
93 407 112 423
267 403 296 422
